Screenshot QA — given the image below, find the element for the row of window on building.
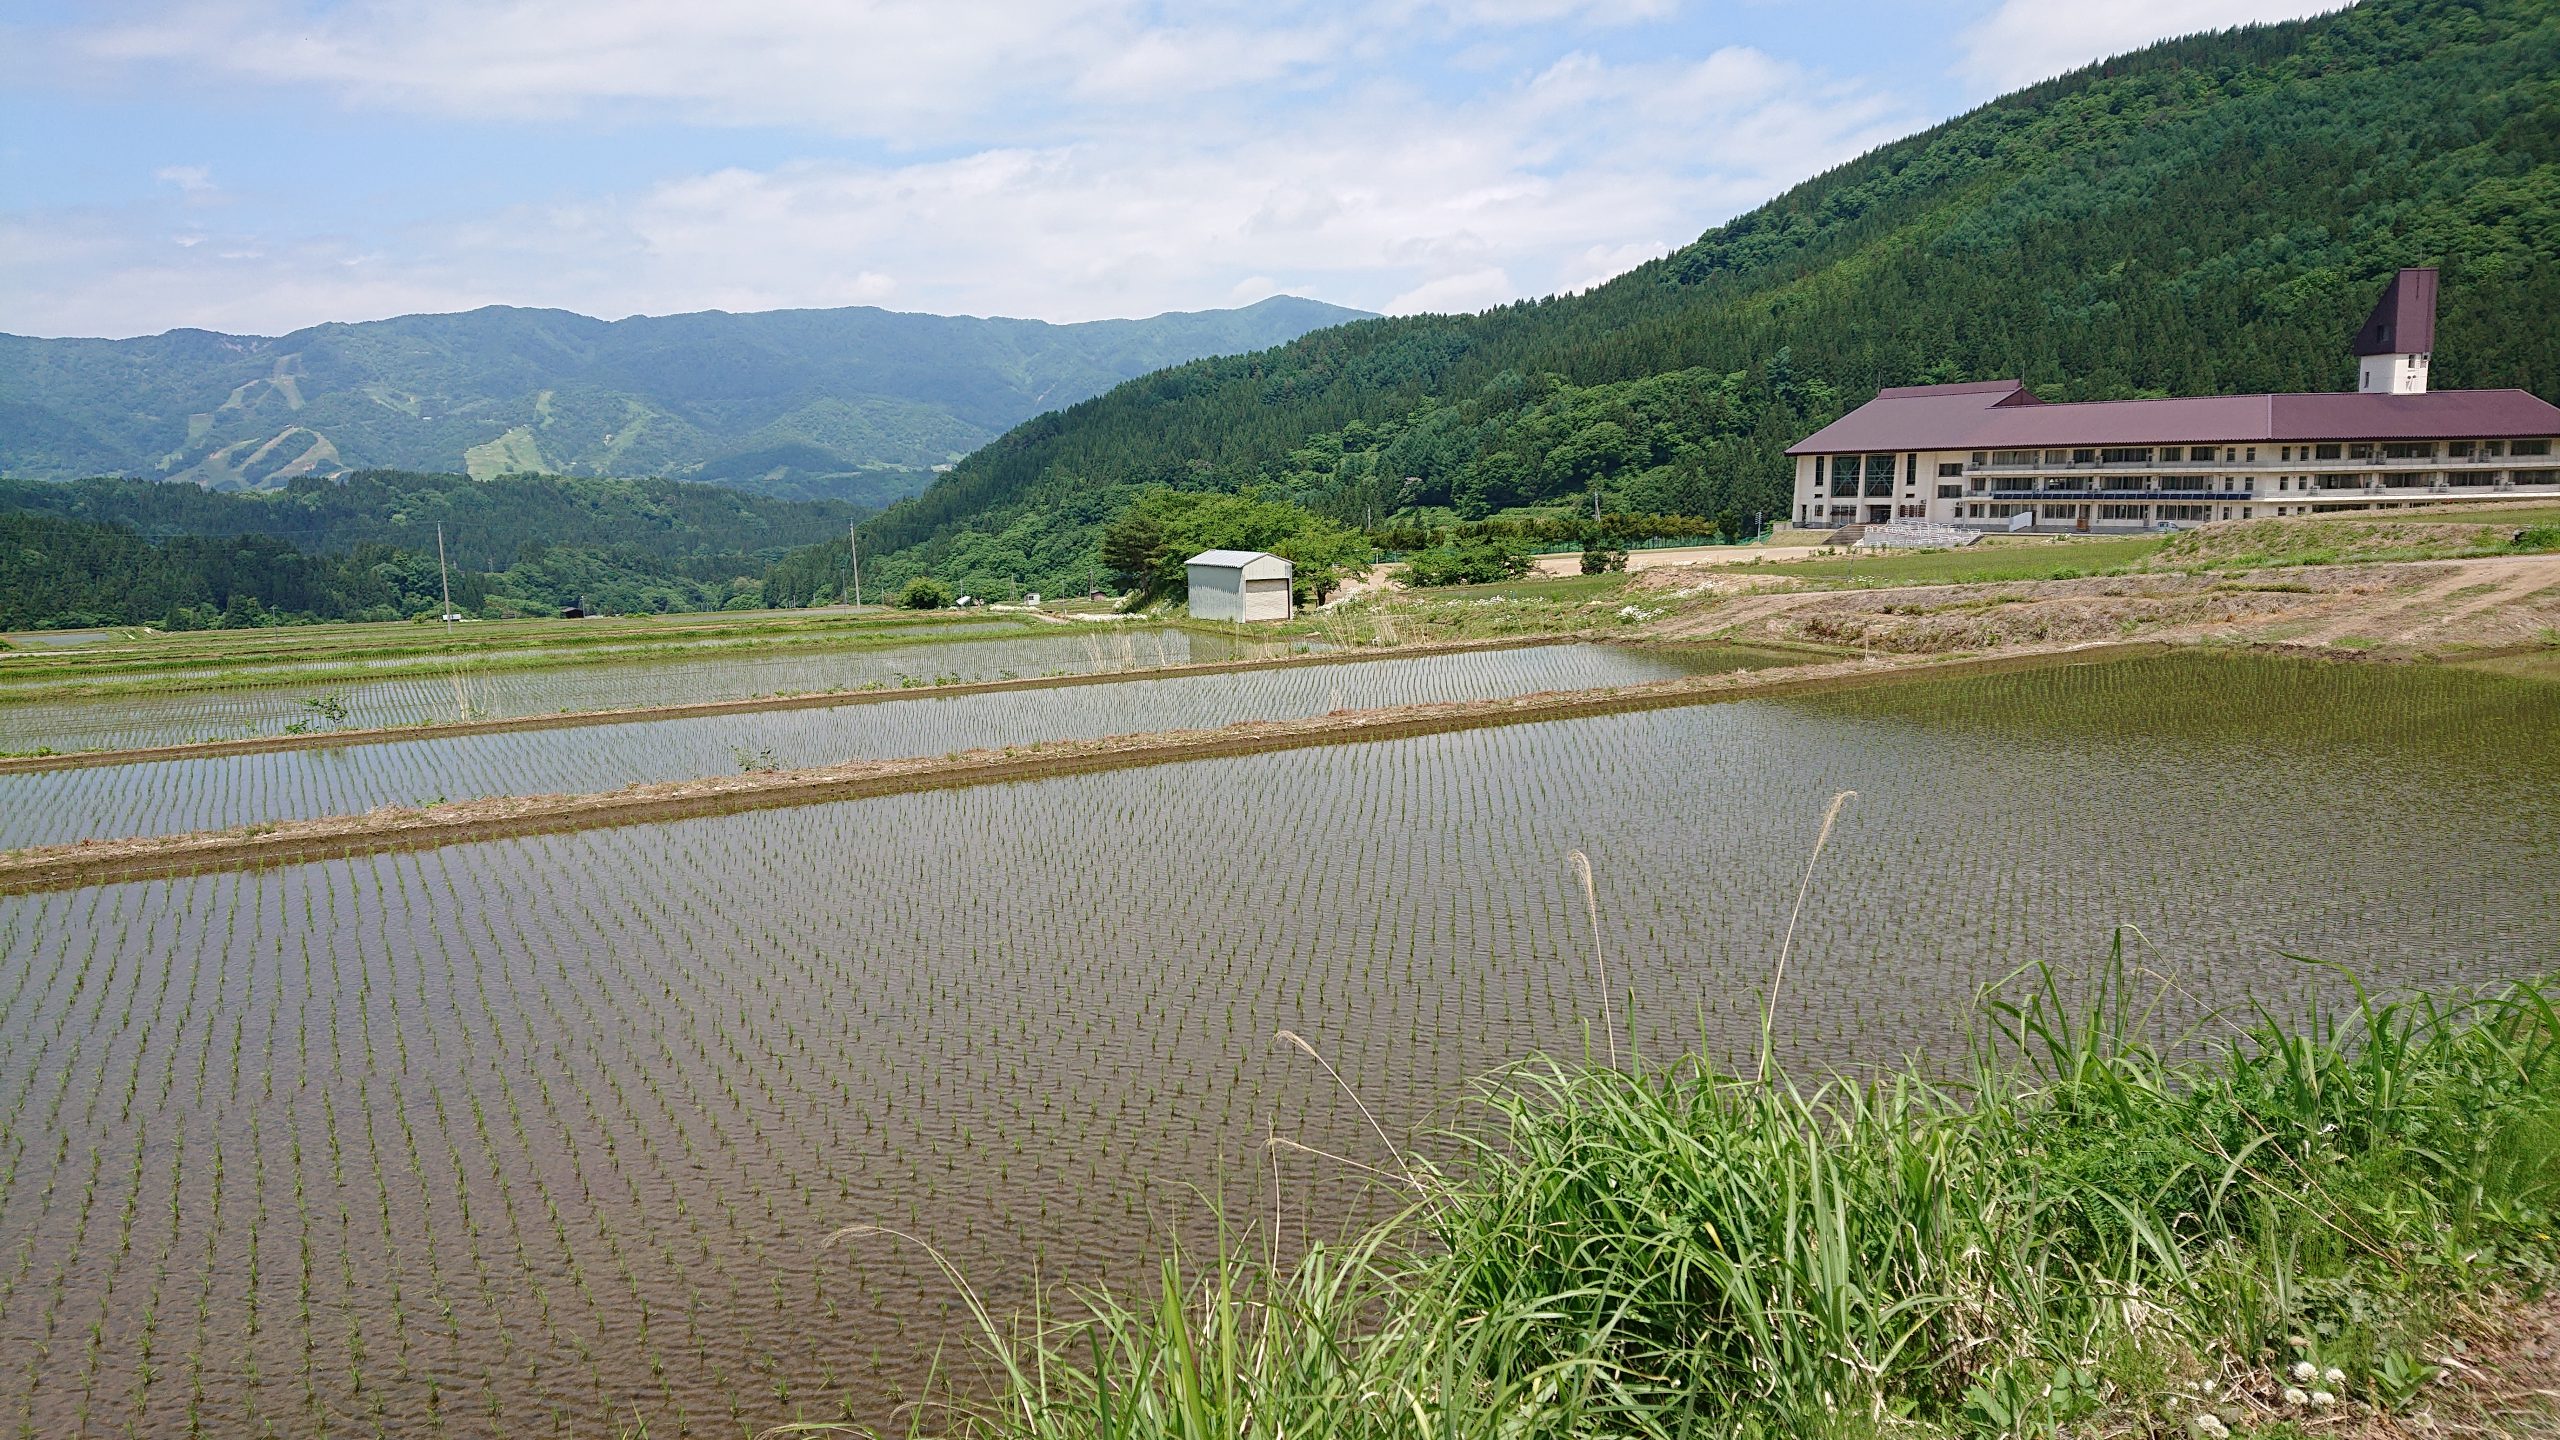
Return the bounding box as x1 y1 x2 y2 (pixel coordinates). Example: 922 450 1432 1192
1980 446 2261 468
1974 440 2555 468
1815 454 1918 496
1964 468 2559 496
1952 503 2232 522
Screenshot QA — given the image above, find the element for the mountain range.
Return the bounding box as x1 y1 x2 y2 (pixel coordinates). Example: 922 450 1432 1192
0 296 1369 504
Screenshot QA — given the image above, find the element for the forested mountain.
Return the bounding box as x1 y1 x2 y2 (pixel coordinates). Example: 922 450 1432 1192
802 0 2560 600
0 296 1367 502
0 472 858 628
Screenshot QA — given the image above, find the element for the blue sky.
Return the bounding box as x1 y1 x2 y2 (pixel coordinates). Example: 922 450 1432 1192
0 0 2342 338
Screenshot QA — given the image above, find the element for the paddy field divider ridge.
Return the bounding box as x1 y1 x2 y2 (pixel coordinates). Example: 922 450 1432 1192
0 639 2170 892
0 635 1595 775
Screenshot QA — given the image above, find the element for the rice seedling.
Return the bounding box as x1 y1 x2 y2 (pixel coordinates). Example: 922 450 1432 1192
0 625 1309 755
0 642 1710 850
0 651 2549 1435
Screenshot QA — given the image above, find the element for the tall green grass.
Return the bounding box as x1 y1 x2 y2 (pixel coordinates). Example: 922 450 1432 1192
803 954 2560 1439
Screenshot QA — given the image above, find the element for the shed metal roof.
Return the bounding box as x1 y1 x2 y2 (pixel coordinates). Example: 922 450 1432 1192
1786 381 2560 455
1186 549 1292 570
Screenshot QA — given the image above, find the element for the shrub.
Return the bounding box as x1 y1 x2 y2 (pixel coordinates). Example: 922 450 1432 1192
1406 539 1534 587
896 577 953 610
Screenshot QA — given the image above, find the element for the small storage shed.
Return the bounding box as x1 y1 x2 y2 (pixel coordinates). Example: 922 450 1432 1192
1185 549 1294 622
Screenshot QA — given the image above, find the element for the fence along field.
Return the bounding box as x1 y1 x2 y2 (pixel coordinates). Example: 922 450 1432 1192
1 652 2554 1438
0 644 1767 852
0 626 1302 754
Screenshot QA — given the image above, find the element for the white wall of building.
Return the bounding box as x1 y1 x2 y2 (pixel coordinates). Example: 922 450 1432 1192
1791 450 1969 529
2358 352 2431 395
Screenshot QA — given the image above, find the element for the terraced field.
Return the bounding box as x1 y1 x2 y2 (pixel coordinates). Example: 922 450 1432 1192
2 651 2552 1438
0 643 1768 850
0 626 1306 754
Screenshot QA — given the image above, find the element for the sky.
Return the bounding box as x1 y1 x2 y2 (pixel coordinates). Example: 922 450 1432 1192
0 0 2345 339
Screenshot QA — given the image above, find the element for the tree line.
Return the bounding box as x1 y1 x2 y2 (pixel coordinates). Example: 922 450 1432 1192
0 471 860 630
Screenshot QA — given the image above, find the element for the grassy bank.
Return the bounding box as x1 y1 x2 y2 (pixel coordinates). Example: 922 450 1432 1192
0 609 1041 698
817 958 2560 1439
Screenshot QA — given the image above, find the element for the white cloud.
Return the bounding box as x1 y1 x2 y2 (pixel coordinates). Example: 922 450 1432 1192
1431 0 1680 24
1387 267 1515 315
153 164 214 193
1957 0 2348 93
1558 239 1672 295
72 1 1351 137
5 3 1915 336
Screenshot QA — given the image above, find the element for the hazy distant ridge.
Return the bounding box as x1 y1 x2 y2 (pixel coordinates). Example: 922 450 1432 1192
0 296 1370 504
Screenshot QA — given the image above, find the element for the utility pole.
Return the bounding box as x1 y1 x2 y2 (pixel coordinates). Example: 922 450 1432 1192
849 521 863 607
436 523 455 624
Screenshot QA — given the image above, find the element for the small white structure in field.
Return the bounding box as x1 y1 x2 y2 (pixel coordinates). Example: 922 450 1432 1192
1185 550 1294 622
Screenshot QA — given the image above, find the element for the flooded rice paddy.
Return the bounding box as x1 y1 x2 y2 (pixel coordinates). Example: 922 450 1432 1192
0 643 1747 851
0 626 1304 754
0 651 2553 1438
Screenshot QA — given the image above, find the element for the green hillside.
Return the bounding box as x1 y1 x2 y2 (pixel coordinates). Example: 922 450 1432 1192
0 296 1368 502
817 0 2560 598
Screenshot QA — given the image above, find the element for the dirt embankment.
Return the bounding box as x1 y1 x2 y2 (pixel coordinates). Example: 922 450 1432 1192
0 643 2159 893
2151 515 2550 568
1642 553 2560 657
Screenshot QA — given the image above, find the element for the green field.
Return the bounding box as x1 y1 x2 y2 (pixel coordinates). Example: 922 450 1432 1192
1402 572 1640 602
1761 535 2170 585
0 643 1730 849
0 623 1313 753
0 607 1023 695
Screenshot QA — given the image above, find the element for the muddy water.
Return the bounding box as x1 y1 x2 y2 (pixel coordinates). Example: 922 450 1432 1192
0 625 1308 753
0 652 2552 1438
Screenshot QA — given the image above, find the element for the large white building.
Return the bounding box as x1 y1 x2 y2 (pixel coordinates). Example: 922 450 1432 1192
1787 270 2560 534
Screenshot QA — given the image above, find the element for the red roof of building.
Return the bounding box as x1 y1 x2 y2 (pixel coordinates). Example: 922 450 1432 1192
1785 380 2560 456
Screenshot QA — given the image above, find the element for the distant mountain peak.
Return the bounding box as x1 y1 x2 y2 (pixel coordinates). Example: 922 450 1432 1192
0 296 1374 503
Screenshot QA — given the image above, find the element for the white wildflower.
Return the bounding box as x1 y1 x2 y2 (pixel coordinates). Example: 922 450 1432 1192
2322 1366 2345 1388
2291 1361 2318 1383
2311 1390 2336 1407
2281 1387 2310 1407
2190 1413 2230 1439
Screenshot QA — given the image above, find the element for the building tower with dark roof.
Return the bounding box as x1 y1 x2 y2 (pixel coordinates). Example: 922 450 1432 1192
2354 268 2437 396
